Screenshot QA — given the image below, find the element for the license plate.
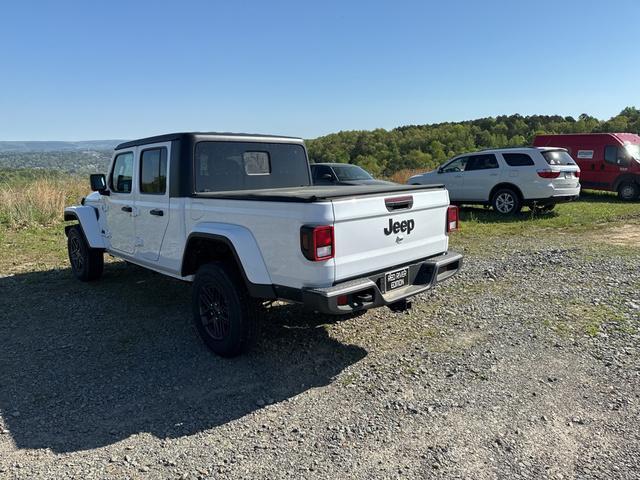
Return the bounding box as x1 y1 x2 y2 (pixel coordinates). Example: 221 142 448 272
385 267 409 292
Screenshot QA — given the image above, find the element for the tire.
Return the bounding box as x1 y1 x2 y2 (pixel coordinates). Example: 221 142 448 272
492 188 521 215
192 262 259 357
618 182 639 201
67 225 104 281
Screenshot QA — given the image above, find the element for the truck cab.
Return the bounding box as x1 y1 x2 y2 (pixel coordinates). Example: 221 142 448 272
534 133 640 200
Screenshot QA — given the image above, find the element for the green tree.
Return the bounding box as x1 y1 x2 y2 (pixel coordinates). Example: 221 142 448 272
305 107 640 177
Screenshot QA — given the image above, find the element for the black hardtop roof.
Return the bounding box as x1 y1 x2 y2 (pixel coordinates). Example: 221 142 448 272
116 132 303 150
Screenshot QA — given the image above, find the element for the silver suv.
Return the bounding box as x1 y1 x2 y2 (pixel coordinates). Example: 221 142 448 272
408 147 581 214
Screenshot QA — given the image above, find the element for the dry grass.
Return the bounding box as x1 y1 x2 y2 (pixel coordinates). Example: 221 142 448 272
388 168 430 184
0 177 87 229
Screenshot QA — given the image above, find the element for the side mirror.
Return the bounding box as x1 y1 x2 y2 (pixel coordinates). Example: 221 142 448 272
90 173 108 193
322 174 335 182
437 168 443 174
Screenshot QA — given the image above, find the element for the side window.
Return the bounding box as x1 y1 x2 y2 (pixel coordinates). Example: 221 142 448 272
110 152 134 193
140 147 167 194
441 157 468 173
604 146 618 164
604 145 629 165
503 153 535 167
313 165 333 180
465 154 499 171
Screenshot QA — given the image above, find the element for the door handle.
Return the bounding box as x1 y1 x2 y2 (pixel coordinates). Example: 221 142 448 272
150 209 164 216
121 206 132 213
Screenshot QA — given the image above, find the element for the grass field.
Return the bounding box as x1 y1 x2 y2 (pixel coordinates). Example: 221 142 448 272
458 191 640 236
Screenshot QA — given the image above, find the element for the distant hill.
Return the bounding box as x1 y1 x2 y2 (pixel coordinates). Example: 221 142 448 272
0 140 124 153
2 106 640 176
0 140 126 174
306 107 640 176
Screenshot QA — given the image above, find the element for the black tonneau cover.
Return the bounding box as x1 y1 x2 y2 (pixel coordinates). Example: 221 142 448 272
192 183 445 203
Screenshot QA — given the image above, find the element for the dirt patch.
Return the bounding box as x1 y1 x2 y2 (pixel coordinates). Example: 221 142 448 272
1 234 639 479
595 222 640 246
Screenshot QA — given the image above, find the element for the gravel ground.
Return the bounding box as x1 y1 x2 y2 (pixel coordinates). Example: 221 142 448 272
0 232 638 479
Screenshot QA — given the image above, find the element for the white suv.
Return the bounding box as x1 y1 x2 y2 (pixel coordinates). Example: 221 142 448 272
407 147 581 214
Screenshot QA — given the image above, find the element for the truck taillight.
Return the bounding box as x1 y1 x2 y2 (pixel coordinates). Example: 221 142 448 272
446 205 459 233
537 170 561 179
300 225 334 261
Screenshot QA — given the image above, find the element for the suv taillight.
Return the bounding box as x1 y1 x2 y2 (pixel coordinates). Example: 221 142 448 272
537 170 561 179
446 205 459 233
301 225 334 261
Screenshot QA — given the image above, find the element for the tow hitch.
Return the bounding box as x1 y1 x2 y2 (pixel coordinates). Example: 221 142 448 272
388 299 412 313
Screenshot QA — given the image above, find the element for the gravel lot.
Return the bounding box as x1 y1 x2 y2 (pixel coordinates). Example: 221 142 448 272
0 227 639 479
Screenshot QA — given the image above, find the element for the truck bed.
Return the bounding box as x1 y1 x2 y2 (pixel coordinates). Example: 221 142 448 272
192 183 445 203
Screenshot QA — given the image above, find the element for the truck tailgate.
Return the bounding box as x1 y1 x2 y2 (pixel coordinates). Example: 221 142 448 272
332 188 450 281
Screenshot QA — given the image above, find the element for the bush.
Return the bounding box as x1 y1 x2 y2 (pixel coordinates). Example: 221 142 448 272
388 168 430 184
0 177 87 229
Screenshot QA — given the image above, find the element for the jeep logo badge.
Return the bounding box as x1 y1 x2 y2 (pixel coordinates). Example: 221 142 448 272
384 218 415 236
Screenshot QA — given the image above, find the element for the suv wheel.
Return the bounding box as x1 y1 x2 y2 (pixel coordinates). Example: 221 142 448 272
618 182 639 201
67 225 104 281
492 188 521 215
192 262 258 357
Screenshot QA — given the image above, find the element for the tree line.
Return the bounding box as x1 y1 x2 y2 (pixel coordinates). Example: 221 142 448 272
306 107 640 177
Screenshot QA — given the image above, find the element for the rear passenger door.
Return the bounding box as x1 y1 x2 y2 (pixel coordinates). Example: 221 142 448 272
134 144 170 261
500 152 537 198
458 154 500 201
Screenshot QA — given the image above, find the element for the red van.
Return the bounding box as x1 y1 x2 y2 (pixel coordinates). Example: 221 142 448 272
533 133 640 200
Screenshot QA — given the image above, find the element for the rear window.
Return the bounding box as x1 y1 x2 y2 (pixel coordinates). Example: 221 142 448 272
194 142 310 192
542 150 575 166
332 165 373 181
503 153 535 167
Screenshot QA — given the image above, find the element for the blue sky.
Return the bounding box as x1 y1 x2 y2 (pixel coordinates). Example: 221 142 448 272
1 0 638 140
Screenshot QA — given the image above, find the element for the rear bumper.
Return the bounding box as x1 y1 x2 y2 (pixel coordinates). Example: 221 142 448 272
302 251 462 315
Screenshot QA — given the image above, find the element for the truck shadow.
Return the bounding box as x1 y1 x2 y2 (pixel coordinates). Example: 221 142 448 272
0 263 367 453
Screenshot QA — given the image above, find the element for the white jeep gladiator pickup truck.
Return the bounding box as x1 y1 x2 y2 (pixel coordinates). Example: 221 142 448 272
64 132 462 357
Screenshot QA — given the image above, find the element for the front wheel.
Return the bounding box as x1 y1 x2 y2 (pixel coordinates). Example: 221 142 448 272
618 182 639 201
67 225 103 281
492 188 521 215
192 263 259 357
